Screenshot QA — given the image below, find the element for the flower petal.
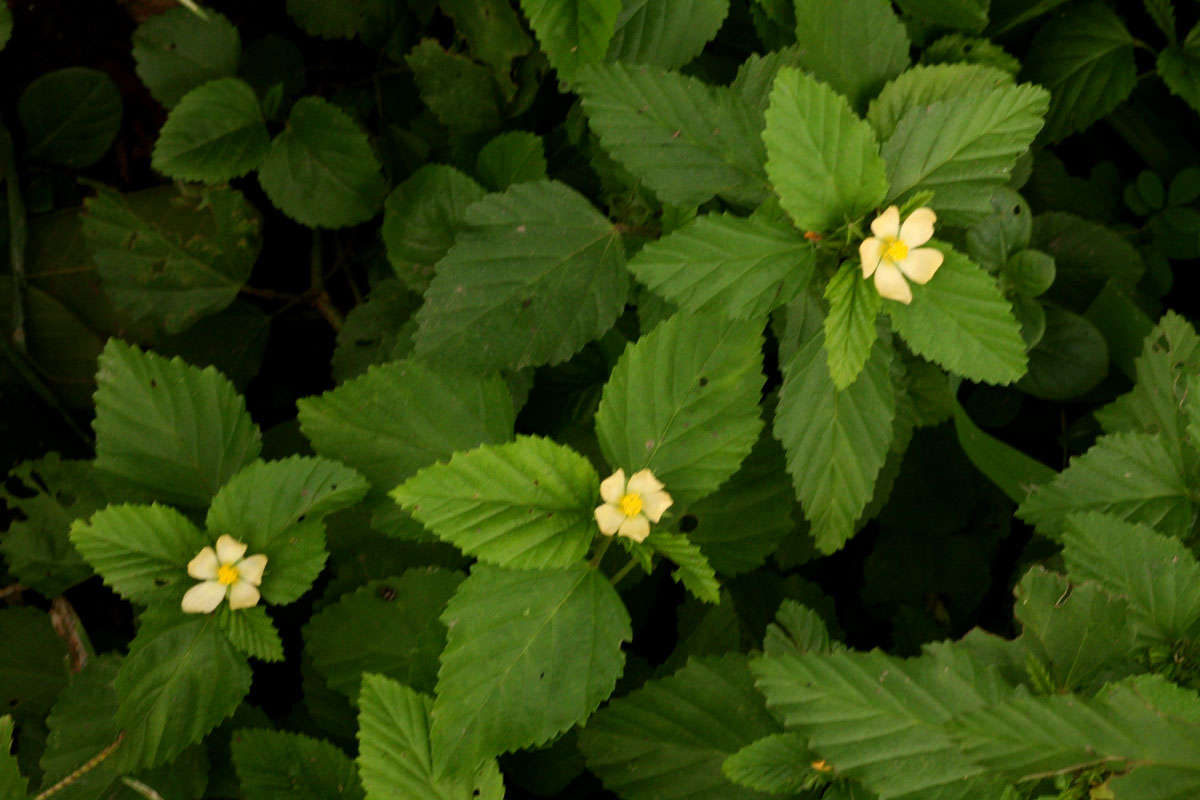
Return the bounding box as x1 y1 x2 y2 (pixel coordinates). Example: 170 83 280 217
237 554 268 586
181 581 226 614
215 534 247 564
641 489 673 523
227 581 261 610
898 247 943 284
870 206 900 239
874 262 913 304
186 547 219 580
599 469 626 504
618 515 651 543
595 503 624 535
859 237 883 278
626 469 664 497
899 207 936 248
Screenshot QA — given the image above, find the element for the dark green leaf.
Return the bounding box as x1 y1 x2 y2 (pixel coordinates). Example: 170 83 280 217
1017 306 1108 400
231 729 363 799
790 0 909 109
605 0 729 69
132 8 241 108
406 39 502 134
0 608 68 722
19 67 121 167
475 132 547 190
519 0 622 80
151 78 269 182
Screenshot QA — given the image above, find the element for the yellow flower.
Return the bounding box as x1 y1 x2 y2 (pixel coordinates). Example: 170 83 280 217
181 534 267 614
594 468 672 543
858 205 944 305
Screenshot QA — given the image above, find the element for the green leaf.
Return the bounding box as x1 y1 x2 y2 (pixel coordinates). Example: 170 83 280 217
1014 566 1137 691
1017 431 1195 539
951 400 1055 504
297 359 515 493
1158 23 1200 115
605 0 729 69
881 84 1049 226
82 184 262 334
330 280 419 382
823 261 882 390
684 429 796 576
518 0 621 80
439 0 533 75
285 0 383 39
894 0 987 32
1062 512 1200 644
132 8 240 108
867 64 1015 142
1 717 28 800
92 339 261 509
432 564 630 772
307 571 463 698
0 455 106 596
763 66 889 233
775 333 894 553
232 729 363 800
1016 305 1108 400
18 67 121 168
580 654 784 800
922 34 1022 76
647 531 720 603
627 213 814 320
1031 212 1144 310
0 608 68 721
412 180 629 371
595 312 764 509
258 96 387 228
752 644 1012 799
763 600 834 658
392 437 598 569
381 165 486 294
576 63 768 207
406 40 502 134
722 733 818 795
114 615 251 770
475 132 547 191
69 503 209 605
790 0 909 109
151 78 269 182
217 605 283 662
38 656 123 800
1023 1 1136 142
886 242 1027 385
356 674 504 800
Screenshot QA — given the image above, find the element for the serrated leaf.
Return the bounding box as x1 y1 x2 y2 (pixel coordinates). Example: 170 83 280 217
413 180 628 371
1 717 28 800
867 64 1015 142
18 67 121 168
69 503 209 606
647 531 720 603
0 455 106 596
307 571 463 698
722 732 817 795
475 132 547 190
258 96 387 228
356 674 504 800
132 7 240 108
881 84 1049 226
114 615 251 770
576 63 768 208
824 262 881 390
1062 512 1200 643
605 0 729 69
519 0 621 80
93 339 261 509
752 644 1012 799
432 564 630 773
82 184 262 334
790 0 909 109
1023 1 1136 141
763 600 833 658
895 0 987 32
440 0 533 76
886 242 1027 384
1017 431 1195 539
151 78 269 182
392 437 598 569
775 333 894 553
0 608 68 722
298 359 514 493
217 605 283 662
763 66 888 233
38 656 123 800
1158 24 1200 115
923 34 1022 76
406 39 502 134
580 654 782 800
285 0 382 39
330 280 419 382
1145 0 1177 41
231 729 363 799
638 213 814 318
595 312 764 509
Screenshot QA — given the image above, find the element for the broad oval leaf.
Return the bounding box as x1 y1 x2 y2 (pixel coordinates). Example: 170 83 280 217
605 0 729 69
19 67 121 168
231 729 363 800
132 8 241 108
151 78 270 182
823 261 881 390
1016 305 1108 400
519 0 621 80
790 0 909 110
867 63 1015 142
475 132 547 191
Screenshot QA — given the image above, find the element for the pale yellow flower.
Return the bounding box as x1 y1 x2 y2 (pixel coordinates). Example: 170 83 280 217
858 206 944 305
594 468 672 543
181 534 267 614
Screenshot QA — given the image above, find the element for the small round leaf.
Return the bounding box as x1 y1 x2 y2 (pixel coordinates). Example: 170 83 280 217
151 78 270 182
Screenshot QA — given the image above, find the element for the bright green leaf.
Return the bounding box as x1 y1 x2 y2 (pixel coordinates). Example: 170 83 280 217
151 78 269 182
19 67 121 168
722 733 818 795
823 261 881 390
475 132 547 190
605 0 729 69
790 0 909 109
231 729 363 800
132 8 240 108
866 63 1015 142
923 34 1021 76
647 531 720 603
519 0 621 80
217 605 283 663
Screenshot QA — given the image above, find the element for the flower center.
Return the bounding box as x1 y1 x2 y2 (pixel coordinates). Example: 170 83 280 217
217 563 240 586
883 237 908 263
619 493 643 517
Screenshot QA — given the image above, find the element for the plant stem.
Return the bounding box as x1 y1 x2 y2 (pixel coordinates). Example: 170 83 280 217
610 557 639 587
119 778 165 800
1 124 28 356
34 734 124 799
310 231 344 332
589 536 613 568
